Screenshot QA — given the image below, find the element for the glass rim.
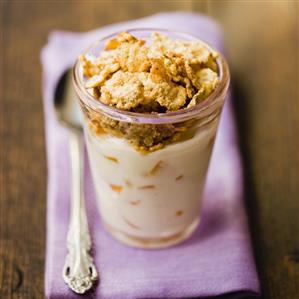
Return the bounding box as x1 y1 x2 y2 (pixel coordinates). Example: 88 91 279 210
72 28 230 124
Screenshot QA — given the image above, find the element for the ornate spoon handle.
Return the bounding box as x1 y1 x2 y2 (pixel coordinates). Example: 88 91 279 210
62 130 98 294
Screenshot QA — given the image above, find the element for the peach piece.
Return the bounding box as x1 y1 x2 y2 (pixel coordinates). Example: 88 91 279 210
175 175 184 181
129 200 141 206
138 185 155 190
146 161 163 176
176 210 184 217
104 155 119 163
110 184 123 193
123 217 141 230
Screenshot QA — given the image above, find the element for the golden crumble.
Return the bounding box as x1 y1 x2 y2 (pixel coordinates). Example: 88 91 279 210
82 32 218 112
81 32 220 152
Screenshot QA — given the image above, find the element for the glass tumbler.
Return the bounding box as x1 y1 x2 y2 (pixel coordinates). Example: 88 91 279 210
73 29 230 249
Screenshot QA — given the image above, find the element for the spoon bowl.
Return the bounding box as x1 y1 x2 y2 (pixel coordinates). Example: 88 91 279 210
54 70 83 131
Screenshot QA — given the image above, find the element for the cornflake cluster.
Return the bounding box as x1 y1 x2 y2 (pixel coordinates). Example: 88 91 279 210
81 32 219 113
81 32 220 153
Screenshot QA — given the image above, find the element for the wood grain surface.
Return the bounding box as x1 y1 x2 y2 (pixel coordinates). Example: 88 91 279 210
0 1 298 298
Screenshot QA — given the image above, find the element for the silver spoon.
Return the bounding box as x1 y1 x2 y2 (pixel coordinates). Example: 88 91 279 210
54 71 98 294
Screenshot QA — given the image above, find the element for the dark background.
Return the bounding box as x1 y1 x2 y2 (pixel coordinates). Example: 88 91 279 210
0 1 298 298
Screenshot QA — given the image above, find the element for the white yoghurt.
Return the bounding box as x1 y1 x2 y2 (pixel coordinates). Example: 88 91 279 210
85 117 218 248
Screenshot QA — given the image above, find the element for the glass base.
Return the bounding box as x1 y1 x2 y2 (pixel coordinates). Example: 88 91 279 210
103 218 199 249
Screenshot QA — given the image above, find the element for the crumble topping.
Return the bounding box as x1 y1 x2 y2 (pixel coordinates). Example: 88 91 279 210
80 32 220 152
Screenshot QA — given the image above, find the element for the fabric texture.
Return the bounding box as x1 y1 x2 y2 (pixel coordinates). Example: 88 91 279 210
41 12 260 299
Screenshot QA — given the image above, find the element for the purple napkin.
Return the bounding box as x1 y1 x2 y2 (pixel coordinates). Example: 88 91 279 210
41 12 260 299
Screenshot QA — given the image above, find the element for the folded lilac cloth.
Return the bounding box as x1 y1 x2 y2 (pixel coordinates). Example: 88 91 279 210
41 12 260 299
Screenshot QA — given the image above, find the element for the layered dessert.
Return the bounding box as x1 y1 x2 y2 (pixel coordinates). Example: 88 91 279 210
76 31 225 248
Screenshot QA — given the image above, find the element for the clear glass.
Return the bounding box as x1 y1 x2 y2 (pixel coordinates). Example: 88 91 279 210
73 29 230 249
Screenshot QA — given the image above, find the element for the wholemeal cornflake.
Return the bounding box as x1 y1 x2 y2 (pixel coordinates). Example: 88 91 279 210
118 41 151 72
100 71 146 110
105 31 139 50
85 63 120 88
82 31 219 112
81 32 220 152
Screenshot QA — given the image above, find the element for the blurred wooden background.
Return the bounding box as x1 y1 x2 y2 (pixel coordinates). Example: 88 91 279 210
0 1 298 298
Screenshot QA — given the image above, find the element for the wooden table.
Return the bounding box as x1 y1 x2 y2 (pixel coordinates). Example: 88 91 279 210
1 1 298 298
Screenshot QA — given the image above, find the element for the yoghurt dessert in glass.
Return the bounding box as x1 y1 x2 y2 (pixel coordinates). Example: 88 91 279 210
73 29 230 248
